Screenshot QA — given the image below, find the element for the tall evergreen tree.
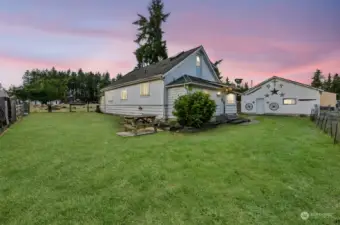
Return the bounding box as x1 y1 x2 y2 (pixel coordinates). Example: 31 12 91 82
133 0 170 68
323 73 332 91
311 69 323 88
331 73 340 96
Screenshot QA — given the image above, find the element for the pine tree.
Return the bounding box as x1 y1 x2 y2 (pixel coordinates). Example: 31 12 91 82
133 0 170 68
311 69 323 88
331 73 340 94
244 82 249 91
225 77 231 85
323 73 332 91
212 59 223 80
116 73 123 80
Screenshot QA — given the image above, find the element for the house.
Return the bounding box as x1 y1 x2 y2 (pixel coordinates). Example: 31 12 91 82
100 45 237 119
241 76 337 115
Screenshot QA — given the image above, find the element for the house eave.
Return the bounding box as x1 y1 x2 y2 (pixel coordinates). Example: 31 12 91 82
101 74 163 92
166 81 227 89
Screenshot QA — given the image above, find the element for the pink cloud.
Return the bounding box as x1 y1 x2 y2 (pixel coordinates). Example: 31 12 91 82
0 12 134 40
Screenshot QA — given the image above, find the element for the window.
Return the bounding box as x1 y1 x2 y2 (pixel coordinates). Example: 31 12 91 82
196 55 201 66
226 94 235 104
283 98 296 105
121 90 128 100
140 82 150 96
196 55 202 77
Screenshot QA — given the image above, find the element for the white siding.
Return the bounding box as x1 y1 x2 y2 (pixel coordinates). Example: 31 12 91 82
164 49 218 85
167 86 237 119
192 87 223 116
241 79 320 115
166 87 187 118
102 80 164 118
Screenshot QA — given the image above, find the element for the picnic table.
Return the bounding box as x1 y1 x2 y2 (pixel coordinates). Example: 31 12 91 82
123 114 157 136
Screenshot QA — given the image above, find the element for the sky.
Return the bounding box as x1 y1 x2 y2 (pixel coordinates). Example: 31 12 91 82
1 0 340 88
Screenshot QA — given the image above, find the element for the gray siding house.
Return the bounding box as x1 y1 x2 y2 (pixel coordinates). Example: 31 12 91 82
100 45 237 119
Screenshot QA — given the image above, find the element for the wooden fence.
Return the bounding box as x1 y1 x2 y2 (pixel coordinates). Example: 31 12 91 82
30 103 98 113
0 101 26 135
311 110 340 144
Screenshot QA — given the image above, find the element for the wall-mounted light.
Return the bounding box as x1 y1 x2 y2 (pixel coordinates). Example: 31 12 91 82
217 91 221 96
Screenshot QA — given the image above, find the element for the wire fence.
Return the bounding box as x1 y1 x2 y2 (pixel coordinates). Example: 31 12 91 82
311 110 340 144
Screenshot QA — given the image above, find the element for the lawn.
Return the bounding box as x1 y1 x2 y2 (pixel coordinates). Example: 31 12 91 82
0 113 340 225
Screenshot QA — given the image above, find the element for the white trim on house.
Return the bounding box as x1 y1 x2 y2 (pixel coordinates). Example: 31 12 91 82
166 82 227 89
162 46 222 83
199 47 223 83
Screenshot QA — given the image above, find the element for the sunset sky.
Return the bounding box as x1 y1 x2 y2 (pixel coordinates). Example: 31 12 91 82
1 0 339 88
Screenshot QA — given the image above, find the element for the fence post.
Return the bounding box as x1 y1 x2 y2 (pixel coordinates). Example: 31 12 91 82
334 122 338 144
316 115 321 126
87 103 89 112
324 116 328 133
331 121 333 137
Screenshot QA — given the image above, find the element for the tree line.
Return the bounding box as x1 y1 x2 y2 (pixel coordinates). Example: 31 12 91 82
311 69 340 98
9 68 124 104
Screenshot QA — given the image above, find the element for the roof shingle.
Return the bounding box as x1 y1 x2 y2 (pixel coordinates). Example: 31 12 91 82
107 46 201 88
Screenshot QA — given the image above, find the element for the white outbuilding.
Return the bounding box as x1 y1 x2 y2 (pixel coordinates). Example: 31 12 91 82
241 76 336 115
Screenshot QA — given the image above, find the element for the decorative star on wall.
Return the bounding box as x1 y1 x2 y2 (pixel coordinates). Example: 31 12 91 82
271 88 279 95
280 93 285 97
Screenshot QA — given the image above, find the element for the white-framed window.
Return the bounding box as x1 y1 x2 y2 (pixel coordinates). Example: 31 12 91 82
283 98 296 105
226 94 235 104
120 90 128 100
140 82 150 96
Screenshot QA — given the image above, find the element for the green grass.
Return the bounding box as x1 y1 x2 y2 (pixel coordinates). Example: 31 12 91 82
1 113 340 225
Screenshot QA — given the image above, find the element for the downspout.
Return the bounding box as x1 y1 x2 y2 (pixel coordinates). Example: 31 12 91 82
163 77 167 120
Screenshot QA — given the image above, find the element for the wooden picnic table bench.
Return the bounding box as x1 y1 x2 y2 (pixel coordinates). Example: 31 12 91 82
123 114 157 136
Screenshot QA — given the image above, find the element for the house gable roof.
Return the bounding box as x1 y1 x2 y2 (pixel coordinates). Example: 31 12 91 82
166 74 225 88
102 46 201 91
243 76 323 95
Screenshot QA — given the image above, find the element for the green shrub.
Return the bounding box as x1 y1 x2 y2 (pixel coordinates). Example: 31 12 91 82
173 91 216 128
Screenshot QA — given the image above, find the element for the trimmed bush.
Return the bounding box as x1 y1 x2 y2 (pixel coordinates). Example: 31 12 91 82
173 91 216 128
